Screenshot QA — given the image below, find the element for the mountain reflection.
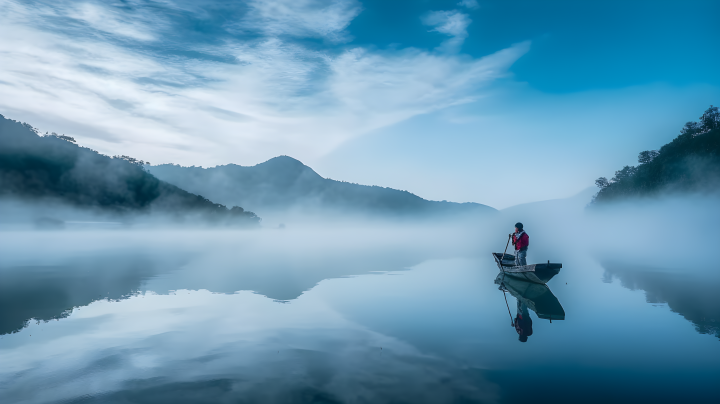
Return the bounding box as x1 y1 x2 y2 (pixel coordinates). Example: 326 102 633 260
143 244 426 302
0 230 442 336
495 273 565 342
602 261 720 339
0 256 161 335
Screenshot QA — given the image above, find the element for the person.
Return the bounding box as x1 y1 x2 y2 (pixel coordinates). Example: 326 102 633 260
514 300 533 342
510 222 529 267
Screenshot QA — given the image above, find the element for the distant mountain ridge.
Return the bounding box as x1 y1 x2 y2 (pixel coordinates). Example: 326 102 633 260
149 156 496 221
0 114 259 226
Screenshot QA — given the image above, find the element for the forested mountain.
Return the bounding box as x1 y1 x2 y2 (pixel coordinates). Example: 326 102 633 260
0 115 259 226
149 157 496 221
593 106 720 203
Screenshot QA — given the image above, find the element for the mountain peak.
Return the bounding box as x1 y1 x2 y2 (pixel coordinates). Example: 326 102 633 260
258 155 306 167
253 155 319 177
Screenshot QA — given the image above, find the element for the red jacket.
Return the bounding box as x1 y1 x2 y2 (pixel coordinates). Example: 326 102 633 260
512 232 529 251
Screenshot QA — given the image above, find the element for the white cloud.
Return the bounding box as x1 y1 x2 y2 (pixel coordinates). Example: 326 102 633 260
235 0 362 42
421 10 472 52
458 0 479 10
72 2 159 41
0 0 528 168
326 43 529 131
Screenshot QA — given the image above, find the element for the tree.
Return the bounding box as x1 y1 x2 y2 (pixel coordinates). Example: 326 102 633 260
638 150 659 164
611 165 636 183
699 105 720 132
21 122 39 134
114 155 149 166
680 121 702 137
49 132 76 143
595 177 609 188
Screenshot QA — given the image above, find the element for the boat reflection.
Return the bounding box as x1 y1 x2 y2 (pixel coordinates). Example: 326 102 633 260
495 272 566 342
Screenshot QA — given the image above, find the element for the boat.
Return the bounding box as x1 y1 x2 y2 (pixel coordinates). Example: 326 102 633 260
492 252 562 284
494 273 565 320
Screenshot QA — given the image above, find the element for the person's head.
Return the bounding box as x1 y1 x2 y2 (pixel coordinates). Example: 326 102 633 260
515 222 523 232
518 335 528 343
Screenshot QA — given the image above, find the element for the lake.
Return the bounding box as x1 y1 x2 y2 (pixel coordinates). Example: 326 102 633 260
1 212 719 403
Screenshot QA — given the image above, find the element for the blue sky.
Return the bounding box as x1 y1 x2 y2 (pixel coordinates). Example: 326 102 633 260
1 0 718 207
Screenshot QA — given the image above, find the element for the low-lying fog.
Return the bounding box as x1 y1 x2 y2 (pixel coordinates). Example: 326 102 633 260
2 191 718 322
1 192 719 403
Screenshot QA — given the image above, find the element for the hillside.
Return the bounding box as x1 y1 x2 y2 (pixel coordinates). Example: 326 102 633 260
593 106 720 203
149 157 496 221
0 115 259 226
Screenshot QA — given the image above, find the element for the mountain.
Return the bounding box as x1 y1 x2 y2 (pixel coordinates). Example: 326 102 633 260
593 105 720 203
0 115 259 226
149 156 496 222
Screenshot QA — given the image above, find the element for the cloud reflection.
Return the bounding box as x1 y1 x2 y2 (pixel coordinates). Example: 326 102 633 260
0 288 499 404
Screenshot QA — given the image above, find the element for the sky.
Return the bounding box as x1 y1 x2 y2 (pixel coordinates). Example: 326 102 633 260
1 0 718 208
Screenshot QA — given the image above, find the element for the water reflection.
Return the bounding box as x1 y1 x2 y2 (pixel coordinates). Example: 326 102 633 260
3 228 720 403
0 229 457 336
0 281 501 404
495 272 565 343
602 261 720 339
513 301 533 342
0 249 424 336
0 256 161 335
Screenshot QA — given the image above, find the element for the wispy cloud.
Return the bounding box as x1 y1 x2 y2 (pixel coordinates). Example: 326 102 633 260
422 10 472 53
457 0 479 10
0 0 528 167
235 0 362 43
72 2 159 41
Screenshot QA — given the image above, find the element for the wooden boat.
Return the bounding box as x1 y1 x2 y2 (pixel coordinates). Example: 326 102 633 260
492 253 562 284
494 273 565 320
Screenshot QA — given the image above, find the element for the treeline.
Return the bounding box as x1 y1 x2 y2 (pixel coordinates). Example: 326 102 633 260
0 114 259 226
593 106 720 203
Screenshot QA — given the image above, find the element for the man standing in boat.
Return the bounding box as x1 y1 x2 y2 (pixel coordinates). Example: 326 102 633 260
511 222 529 267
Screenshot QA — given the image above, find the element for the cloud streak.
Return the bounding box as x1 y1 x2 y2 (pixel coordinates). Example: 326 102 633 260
0 0 528 167
422 10 472 52
235 0 362 42
457 0 479 10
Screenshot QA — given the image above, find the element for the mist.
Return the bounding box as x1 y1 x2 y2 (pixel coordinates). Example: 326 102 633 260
499 189 720 267
3 0 720 401
3 188 718 322
3 177 720 403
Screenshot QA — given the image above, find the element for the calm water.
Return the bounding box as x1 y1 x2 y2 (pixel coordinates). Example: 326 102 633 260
1 224 718 404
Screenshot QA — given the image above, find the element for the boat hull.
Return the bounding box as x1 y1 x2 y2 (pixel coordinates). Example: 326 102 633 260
492 253 562 284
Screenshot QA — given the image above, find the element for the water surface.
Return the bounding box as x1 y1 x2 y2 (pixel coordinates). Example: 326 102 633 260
1 225 718 403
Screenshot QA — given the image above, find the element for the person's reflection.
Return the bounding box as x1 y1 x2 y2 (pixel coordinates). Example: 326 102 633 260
513 300 533 342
